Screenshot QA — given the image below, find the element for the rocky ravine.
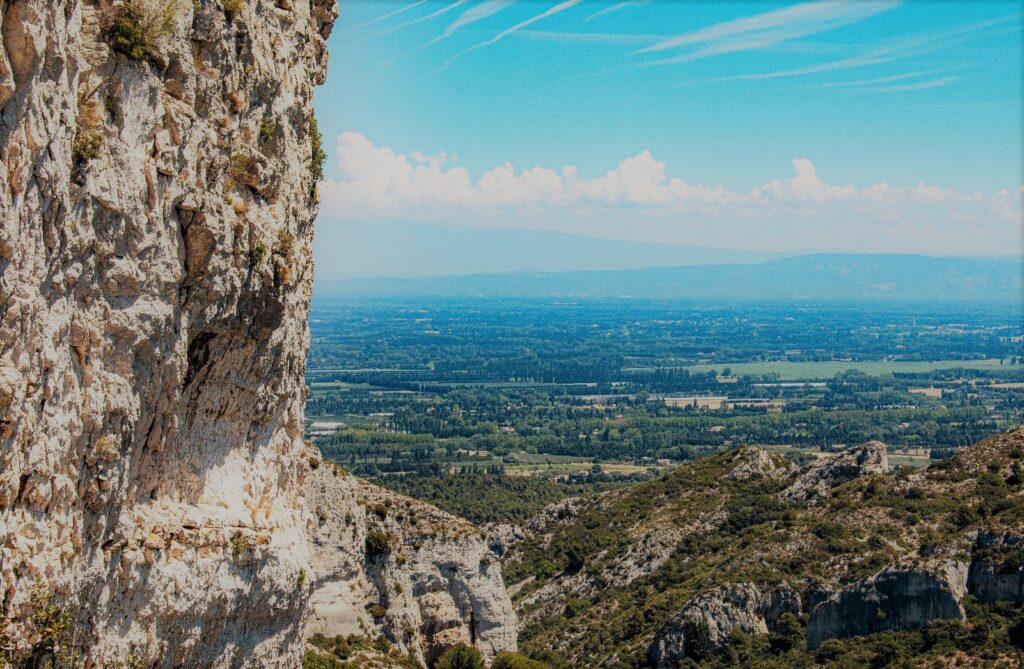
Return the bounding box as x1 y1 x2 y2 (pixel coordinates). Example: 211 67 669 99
0 1 515 667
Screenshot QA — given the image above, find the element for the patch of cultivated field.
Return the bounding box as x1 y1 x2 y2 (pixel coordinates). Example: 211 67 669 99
505 462 651 476
686 358 1007 380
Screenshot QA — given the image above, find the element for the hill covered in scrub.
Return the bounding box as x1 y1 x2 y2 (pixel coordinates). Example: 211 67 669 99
498 428 1024 668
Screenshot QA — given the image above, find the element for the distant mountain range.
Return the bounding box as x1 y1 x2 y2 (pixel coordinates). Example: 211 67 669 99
315 253 1023 303
313 220 776 279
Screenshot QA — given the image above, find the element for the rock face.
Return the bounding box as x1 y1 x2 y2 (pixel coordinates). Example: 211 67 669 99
305 462 518 665
651 567 970 662
805 569 965 649
725 447 794 482
0 0 336 666
781 441 890 502
650 584 801 668
968 532 1024 604
968 561 1023 604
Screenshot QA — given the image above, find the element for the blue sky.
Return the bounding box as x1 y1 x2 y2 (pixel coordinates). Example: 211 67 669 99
312 1 1022 278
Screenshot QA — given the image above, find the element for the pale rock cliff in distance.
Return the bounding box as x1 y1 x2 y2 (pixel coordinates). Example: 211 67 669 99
305 458 518 666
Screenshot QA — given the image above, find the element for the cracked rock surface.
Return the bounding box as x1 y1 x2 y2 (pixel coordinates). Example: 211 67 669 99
0 0 336 665
305 460 518 666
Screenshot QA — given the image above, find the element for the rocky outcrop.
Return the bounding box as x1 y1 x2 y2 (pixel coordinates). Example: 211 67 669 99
725 447 794 482
968 532 1024 604
806 568 965 648
968 562 1023 604
524 497 584 534
602 526 687 589
654 564 975 661
650 583 800 668
0 0 336 666
487 523 527 559
651 581 802 663
781 441 890 502
305 461 518 665
505 433 1024 665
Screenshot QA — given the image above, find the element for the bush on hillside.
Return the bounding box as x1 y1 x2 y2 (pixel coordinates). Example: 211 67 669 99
433 644 485 669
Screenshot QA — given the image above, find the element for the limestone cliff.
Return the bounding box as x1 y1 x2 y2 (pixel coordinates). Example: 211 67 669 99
304 459 518 666
0 0 335 666
649 584 801 668
805 568 966 649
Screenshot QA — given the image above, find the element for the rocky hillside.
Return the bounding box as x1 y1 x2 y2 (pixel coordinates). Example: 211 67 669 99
0 0 336 665
501 428 1024 667
304 455 517 667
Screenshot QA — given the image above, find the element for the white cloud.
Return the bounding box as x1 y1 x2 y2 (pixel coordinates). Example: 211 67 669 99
721 13 1019 82
319 132 1022 255
856 75 960 93
447 0 586 67
586 1 645 23
429 0 513 45
477 0 585 48
357 0 430 29
374 0 469 38
637 1 899 64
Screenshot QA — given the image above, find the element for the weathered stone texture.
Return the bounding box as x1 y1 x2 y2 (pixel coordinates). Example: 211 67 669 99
305 462 518 665
0 0 336 665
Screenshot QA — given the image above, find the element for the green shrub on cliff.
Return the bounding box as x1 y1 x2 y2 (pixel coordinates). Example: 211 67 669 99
491 652 552 669
310 116 326 184
434 644 484 669
107 0 187 62
365 530 392 556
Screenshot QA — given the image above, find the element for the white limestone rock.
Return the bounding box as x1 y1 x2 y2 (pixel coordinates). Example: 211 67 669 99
304 462 518 665
0 0 336 665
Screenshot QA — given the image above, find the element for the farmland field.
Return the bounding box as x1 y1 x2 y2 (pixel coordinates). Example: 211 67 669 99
683 358 1007 380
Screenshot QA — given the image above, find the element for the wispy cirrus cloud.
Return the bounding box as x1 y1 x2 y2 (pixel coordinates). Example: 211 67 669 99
636 0 899 65
373 0 470 38
319 132 1021 255
517 29 668 46
356 0 430 29
586 1 647 22
429 0 513 45
476 0 586 47
723 12 1019 81
856 75 960 93
443 0 586 69
806 70 946 89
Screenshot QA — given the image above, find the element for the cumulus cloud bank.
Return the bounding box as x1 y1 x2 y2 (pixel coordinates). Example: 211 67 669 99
319 132 1021 255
